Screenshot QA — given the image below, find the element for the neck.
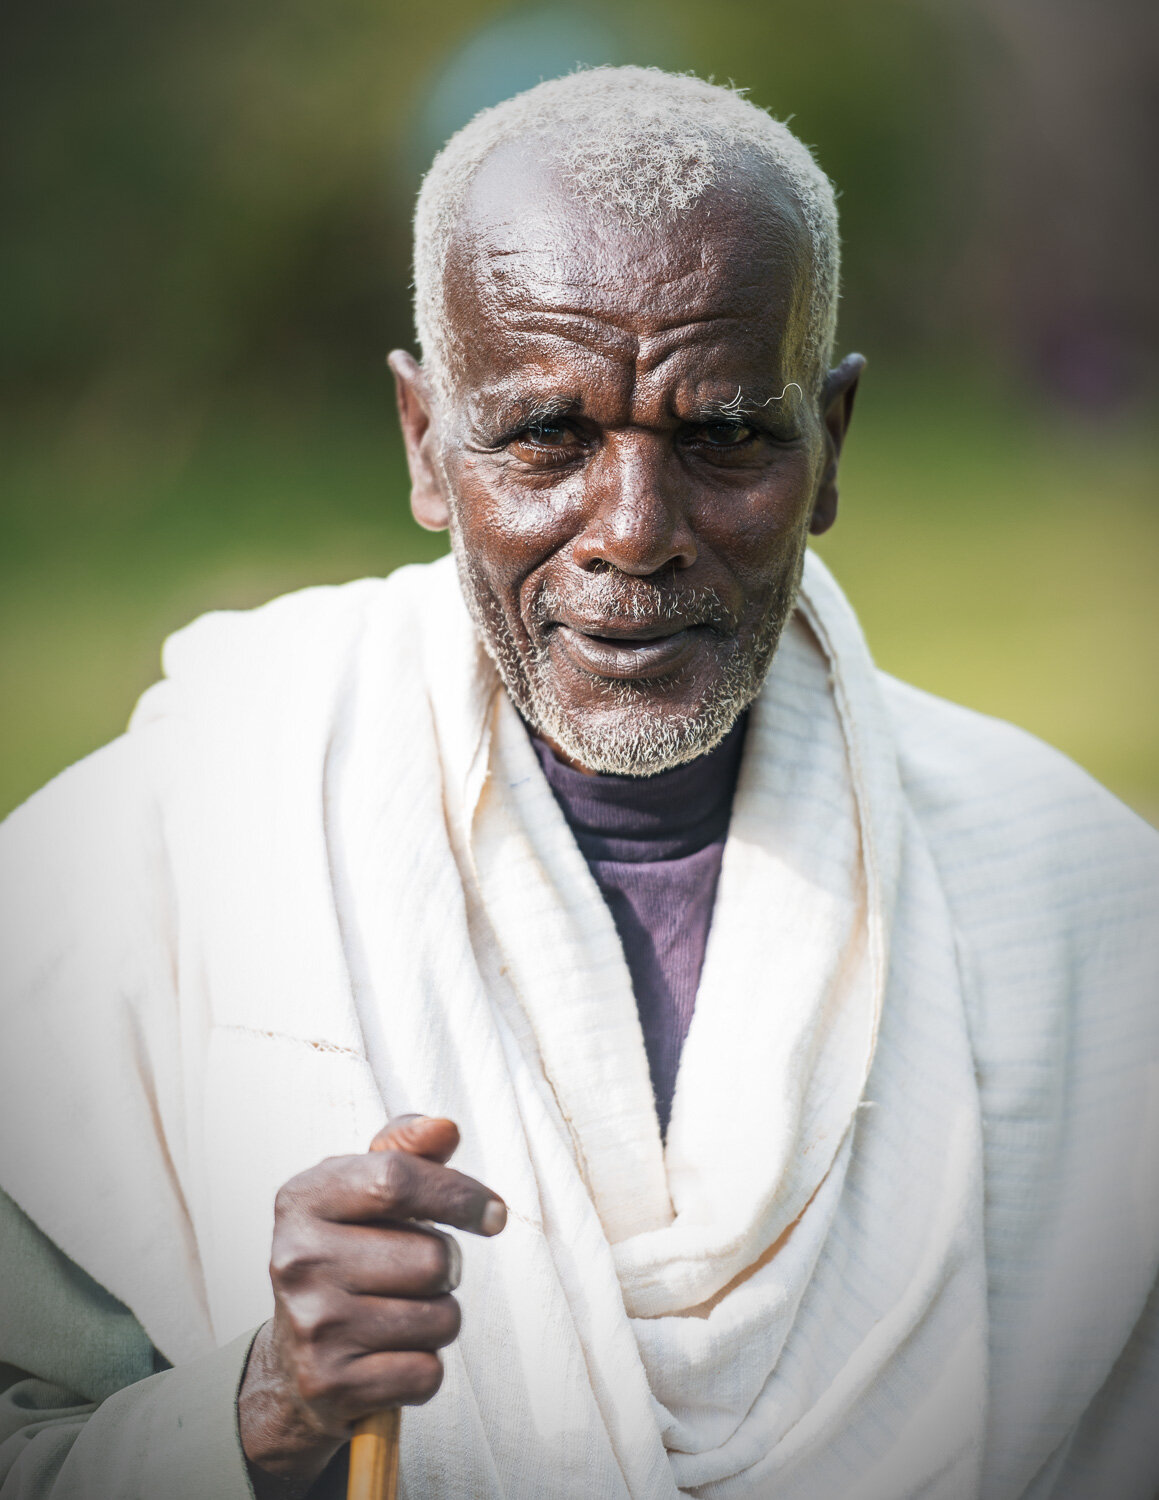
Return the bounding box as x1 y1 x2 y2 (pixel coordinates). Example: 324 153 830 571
527 712 749 859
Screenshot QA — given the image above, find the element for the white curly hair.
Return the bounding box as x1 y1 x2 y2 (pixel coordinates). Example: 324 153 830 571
412 65 840 403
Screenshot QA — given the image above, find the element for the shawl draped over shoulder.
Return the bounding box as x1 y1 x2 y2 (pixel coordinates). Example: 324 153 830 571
1 551 1156 1499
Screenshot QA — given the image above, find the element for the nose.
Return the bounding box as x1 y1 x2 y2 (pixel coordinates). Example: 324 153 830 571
571 432 698 576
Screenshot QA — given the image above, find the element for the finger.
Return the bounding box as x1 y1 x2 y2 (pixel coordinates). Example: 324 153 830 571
343 1292 461 1353
369 1115 460 1164
283 1151 506 1237
318 1349 446 1425
273 1220 463 1298
282 1286 461 1355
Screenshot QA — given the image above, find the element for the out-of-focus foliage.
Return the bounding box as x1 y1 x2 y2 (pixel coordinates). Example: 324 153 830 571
3 1 957 406
1 0 1155 819
8 0 1152 417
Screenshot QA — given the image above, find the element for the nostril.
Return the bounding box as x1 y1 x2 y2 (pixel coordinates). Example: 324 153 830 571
573 503 697 577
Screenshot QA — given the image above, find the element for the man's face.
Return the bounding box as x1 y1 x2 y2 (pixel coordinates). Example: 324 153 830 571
394 155 859 774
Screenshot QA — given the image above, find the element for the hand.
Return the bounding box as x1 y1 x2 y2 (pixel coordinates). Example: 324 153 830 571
238 1115 506 1497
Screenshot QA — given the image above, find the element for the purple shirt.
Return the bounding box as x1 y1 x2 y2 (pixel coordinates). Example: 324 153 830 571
531 718 747 1136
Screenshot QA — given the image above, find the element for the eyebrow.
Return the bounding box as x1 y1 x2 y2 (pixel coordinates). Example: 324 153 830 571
472 382 805 433
694 383 804 422
477 393 581 432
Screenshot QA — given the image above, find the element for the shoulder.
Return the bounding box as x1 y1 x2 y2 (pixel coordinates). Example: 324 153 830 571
879 670 1158 916
0 558 463 1031
133 557 458 734
879 672 1158 1121
167 560 448 660
1 559 457 857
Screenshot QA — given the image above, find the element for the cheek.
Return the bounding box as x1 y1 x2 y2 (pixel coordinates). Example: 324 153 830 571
450 458 583 586
696 453 817 581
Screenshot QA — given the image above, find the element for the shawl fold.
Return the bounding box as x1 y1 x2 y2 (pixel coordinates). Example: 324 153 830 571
1 551 1156 1498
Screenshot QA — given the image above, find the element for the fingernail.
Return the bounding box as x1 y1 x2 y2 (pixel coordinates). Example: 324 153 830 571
446 1237 462 1290
480 1199 507 1237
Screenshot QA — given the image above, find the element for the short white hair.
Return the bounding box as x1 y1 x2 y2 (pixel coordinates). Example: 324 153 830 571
413 65 840 402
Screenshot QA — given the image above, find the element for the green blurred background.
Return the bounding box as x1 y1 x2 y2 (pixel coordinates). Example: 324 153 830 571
2 0 1156 819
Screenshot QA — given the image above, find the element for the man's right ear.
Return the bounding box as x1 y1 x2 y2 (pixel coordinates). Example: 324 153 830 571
388 350 450 531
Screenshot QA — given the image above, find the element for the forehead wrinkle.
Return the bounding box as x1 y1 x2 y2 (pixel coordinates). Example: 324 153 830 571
630 317 759 380
494 310 643 359
479 260 780 339
435 142 827 401
471 233 788 327
461 321 804 425
446 222 808 402
448 259 806 424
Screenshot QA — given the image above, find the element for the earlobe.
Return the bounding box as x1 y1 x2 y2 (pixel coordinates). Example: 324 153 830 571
809 475 839 536
388 350 451 532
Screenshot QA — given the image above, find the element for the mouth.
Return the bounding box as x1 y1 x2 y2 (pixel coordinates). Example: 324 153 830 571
551 622 709 680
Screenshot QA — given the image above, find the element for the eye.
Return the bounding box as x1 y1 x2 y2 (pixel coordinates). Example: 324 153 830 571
522 421 572 447
688 421 757 448
505 418 587 466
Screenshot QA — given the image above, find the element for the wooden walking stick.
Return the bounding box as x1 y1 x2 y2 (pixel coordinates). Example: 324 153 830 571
346 1114 487 1500
345 1115 439 1500
347 1408 401 1500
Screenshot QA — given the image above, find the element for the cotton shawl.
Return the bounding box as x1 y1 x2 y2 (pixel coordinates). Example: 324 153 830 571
0 551 1156 1499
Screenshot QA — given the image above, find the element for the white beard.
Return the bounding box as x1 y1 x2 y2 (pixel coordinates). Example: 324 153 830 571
449 535 806 777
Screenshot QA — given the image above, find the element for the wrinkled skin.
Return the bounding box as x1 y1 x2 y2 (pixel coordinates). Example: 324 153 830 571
239 152 863 1495
392 148 864 772
240 1116 505 1497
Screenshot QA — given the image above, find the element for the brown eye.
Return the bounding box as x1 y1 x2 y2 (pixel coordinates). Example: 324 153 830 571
523 422 572 447
697 422 754 447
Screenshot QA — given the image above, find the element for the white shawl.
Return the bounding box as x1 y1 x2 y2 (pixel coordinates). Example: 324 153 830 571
1 551 1156 1499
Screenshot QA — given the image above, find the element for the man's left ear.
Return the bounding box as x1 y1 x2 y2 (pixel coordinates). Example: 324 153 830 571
809 353 866 536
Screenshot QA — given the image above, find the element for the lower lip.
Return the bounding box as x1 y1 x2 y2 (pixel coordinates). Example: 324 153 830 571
553 625 705 680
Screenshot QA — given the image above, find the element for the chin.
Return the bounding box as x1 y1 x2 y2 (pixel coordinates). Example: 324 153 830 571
527 592 797 774
529 680 753 777
484 607 794 775
451 535 803 775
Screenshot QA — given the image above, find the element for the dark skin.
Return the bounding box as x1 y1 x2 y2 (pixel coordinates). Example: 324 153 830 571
392 151 863 768
240 1115 506 1496
239 155 862 1494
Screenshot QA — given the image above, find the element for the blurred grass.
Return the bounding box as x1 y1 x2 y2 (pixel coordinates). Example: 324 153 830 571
1 370 1156 821
820 372 1158 821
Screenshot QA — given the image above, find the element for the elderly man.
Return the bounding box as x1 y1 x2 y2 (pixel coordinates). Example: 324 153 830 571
1 66 1157 1500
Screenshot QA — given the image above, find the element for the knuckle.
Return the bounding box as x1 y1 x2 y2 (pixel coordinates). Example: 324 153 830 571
269 1236 324 1290
286 1296 341 1348
373 1151 412 1212
294 1357 337 1408
273 1176 308 1220
275 1157 348 1222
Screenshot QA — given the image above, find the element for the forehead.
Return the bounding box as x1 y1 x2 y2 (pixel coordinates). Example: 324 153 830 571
440 147 811 413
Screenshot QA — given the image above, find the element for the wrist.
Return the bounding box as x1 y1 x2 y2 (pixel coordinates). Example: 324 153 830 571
239 1322 343 1497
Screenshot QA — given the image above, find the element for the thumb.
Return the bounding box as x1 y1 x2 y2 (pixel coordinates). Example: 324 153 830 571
368 1114 460 1164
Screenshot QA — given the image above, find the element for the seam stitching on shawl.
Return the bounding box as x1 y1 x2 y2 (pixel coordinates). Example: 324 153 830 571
216 1023 365 1059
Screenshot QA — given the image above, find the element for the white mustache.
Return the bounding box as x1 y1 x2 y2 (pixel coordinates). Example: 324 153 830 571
534 576 735 632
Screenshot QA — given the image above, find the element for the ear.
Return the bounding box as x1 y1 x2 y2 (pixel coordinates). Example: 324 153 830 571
809 353 866 537
388 350 450 531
